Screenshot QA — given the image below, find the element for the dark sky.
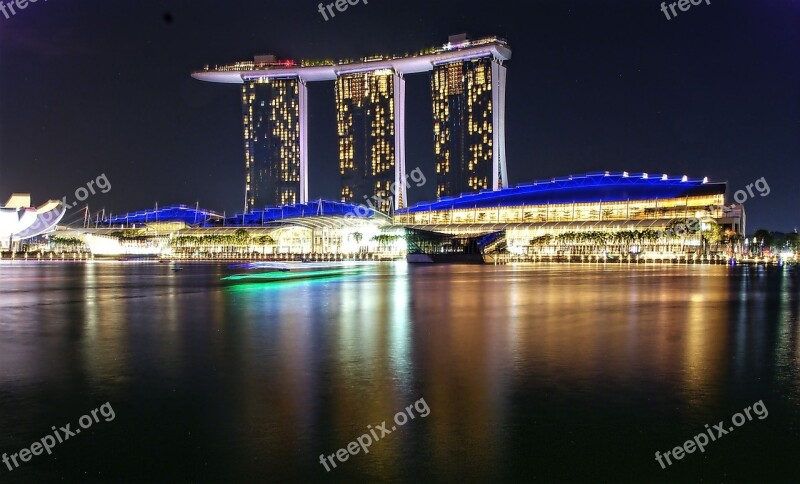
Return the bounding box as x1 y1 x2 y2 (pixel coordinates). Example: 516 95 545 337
0 0 798 231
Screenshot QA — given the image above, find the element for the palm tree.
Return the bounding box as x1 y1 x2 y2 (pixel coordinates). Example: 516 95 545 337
371 234 401 252
556 232 575 245
51 236 84 252
622 230 637 253
234 228 251 246
256 235 275 254
530 234 552 248
642 229 660 245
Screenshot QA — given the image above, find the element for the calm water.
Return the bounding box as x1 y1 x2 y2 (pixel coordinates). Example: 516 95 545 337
0 262 799 483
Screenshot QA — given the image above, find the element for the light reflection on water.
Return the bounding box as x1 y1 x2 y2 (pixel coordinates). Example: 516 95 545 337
0 262 798 482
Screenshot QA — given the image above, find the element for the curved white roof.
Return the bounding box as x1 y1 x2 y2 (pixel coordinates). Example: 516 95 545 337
0 198 66 240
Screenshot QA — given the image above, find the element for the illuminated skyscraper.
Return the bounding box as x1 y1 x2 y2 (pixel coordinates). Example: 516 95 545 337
335 70 405 213
194 36 510 209
432 56 508 198
242 74 308 211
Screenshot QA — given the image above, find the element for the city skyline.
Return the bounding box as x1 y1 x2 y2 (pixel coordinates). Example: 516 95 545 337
1 3 800 482
0 0 797 231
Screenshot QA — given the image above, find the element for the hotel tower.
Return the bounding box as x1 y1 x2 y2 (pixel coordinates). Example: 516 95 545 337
240 56 308 211
335 71 399 213
432 54 508 198
193 35 510 212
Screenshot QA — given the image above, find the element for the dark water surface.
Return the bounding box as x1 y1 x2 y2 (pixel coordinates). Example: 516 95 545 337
1 262 799 483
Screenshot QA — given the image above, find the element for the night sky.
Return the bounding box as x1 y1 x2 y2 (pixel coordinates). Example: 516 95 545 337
0 0 798 230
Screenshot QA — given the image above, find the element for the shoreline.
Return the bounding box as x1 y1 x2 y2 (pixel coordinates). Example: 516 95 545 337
0 254 788 267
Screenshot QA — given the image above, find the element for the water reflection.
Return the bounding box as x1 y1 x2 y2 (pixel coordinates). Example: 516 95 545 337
0 262 798 481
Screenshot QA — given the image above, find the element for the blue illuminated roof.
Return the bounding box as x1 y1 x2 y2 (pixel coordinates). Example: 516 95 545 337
398 172 726 213
101 201 379 228
208 200 376 227
105 205 223 226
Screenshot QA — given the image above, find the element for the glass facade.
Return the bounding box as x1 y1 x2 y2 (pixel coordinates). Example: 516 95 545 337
335 71 396 214
395 194 726 226
432 58 494 198
242 77 301 211
394 190 744 259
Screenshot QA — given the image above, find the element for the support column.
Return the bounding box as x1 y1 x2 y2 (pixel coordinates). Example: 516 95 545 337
491 61 509 190
393 72 408 210
299 78 309 203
